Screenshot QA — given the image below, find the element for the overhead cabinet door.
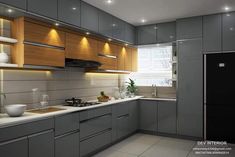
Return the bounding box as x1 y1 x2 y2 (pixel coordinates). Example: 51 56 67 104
98 11 113 37
58 0 81 27
0 0 26 10
157 22 176 43
177 16 202 40
125 23 136 44
177 39 203 138
81 1 99 32
112 17 125 41
203 14 222 52
27 0 57 19
222 12 235 51
137 24 157 45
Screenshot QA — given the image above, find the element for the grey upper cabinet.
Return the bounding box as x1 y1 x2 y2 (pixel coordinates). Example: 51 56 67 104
0 137 28 157
112 17 125 41
55 131 79 157
222 12 235 51
177 16 202 40
177 39 203 138
203 14 222 52
98 11 113 37
28 130 54 157
157 22 176 43
0 0 26 10
27 0 57 19
158 101 177 134
81 1 99 32
137 24 157 45
139 100 157 132
125 23 136 44
58 0 81 27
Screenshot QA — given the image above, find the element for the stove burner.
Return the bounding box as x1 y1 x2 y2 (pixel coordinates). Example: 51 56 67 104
65 98 101 107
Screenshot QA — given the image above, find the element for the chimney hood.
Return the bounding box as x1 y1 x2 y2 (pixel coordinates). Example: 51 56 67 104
65 59 101 68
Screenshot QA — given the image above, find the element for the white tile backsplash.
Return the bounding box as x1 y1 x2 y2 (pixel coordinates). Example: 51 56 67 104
0 69 119 112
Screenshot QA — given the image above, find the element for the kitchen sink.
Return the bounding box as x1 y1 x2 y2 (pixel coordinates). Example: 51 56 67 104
27 107 66 114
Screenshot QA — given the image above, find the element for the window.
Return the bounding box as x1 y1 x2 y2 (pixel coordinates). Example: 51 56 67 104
129 44 173 87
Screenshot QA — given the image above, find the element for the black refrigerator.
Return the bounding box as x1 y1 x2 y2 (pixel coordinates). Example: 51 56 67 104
206 53 235 143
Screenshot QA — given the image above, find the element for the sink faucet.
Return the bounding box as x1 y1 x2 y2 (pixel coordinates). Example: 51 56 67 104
152 84 158 97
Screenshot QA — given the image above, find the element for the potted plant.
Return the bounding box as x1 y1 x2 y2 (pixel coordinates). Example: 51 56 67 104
126 78 137 97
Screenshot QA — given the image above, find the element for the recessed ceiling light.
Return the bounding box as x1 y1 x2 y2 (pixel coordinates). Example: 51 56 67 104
141 19 146 23
125 43 128 46
55 23 59 26
112 23 116 27
224 6 230 11
106 0 113 4
7 9 13 13
86 32 90 35
108 38 112 41
72 7 77 10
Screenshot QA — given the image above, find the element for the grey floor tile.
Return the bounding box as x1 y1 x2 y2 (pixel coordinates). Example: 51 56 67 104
93 148 137 157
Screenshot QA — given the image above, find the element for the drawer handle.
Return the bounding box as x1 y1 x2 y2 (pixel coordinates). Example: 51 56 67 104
55 130 79 139
117 114 129 119
24 41 65 50
80 113 111 123
80 128 111 142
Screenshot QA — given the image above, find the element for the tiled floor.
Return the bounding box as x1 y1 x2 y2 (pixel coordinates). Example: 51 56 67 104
93 134 235 157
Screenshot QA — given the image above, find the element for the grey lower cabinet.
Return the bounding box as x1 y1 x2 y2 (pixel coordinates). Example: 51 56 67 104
55 131 79 157
58 0 81 27
139 100 157 132
177 39 203 138
81 1 99 32
0 137 28 157
128 100 139 133
0 0 26 10
27 0 57 19
222 12 235 51
98 11 113 37
116 114 130 139
158 101 177 134
112 17 126 41
203 14 222 52
137 24 157 45
157 22 176 43
177 16 202 40
28 130 54 157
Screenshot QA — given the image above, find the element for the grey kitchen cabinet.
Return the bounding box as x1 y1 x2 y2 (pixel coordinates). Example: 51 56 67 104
98 11 113 37
28 130 54 157
128 100 139 133
137 24 157 45
203 14 222 52
80 130 111 157
55 131 79 157
177 16 202 40
58 0 81 27
125 23 136 44
157 22 176 43
27 0 57 19
81 1 99 32
222 12 235 51
139 100 157 132
80 114 112 139
116 114 130 139
55 112 80 136
112 17 126 41
0 0 26 10
0 137 28 157
79 106 111 121
177 39 203 138
158 101 177 134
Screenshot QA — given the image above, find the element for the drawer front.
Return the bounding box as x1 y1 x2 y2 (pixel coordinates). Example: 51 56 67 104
113 103 129 117
55 112 80 136
80 115 111 139
24 44 65 67
55 131 79 157
80 130 111 157
79 106 111 121
117 115 130 139
0 118 54 142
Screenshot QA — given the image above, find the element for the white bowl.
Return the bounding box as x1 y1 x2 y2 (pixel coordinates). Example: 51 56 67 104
5 104 27 117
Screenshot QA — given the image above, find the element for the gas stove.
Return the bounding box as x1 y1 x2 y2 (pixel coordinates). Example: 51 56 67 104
65 98 101 107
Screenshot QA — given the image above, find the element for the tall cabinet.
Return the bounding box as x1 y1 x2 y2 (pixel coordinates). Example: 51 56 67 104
177 17 203 138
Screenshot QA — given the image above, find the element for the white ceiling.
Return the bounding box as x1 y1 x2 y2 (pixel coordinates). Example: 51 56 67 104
83 0 235 26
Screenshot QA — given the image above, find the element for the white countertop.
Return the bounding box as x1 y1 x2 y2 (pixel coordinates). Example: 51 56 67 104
0 96 142 128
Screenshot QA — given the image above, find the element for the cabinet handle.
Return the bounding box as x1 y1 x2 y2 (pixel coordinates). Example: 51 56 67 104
117 114 129 119
55 130 79 139
24 41 65 50
0 137 28 146
80 128 111 142
28 129 54 138
98 53 117 59
80 113 111 123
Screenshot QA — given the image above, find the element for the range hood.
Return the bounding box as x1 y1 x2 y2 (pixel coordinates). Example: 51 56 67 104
65 59 101 68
